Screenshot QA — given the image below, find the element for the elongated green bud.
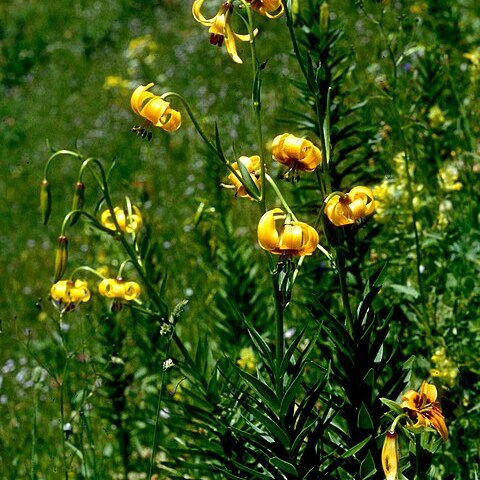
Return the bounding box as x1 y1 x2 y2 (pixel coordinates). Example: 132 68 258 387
40 179 52 225
54 235 68 282
70 182 85 226
320 2 330 33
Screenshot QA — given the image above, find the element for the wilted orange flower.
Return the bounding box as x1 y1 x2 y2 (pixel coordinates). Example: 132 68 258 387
246 0 284 18
324 186 375 226
192 0 256 64
381 430 399 480
131 83 181 135
228 155 261 199
257 208 319 256
272 133 322 180
401 381 448 441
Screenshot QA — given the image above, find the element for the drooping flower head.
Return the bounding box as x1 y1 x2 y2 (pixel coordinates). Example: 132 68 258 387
272 133 322 181
257 208 319 256
324 186 375 227
400 381 448 441
101 206 143 234
381 430 399 480
192 0 257 64
50 279 91 312
98 278 141 301
131 83 181 138
99 277 141 312
228 155 261 199
246 0 284 18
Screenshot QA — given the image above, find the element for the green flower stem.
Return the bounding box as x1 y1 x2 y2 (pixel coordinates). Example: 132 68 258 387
244 1 267 212
162 92 218 159
69 265 106 281
147 332 174 479
89 158 168 316
272 270 285 391
59 210 111 236
163 91 260 201
59 356 71 480
335 242 354 337
31 383 38 480
43 149 83 180
414 433 427 480
265 173 295 217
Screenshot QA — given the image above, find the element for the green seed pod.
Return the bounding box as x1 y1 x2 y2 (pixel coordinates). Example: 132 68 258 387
320 2 330 33
40 179 52 225
70 182 85 226
54 235 68 282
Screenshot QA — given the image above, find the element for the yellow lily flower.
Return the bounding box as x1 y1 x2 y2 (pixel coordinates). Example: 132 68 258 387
101 206 143 234
98 278 141 301
131 83 181 135
228 155 261 199
272 133 322 181
50 279 91 312
257 208 319 256
192 0 256 64
246 0 284 18
324 186 375 226
400 381 448 441
381 430 399 480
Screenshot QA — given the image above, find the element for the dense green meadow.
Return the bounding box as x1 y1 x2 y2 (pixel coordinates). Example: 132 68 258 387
1 0 479 478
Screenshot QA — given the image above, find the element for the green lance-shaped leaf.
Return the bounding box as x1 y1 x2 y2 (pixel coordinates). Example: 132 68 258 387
357 403 374 430
235 366 280 412
269 457 298 476
237 156 261 200
359 450 377 479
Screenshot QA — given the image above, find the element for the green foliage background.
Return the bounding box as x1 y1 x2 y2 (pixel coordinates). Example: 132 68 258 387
0 0 479 478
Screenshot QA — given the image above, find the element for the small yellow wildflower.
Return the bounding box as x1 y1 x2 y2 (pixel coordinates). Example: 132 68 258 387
464 48 480 69
427 105 446 129
410 1 427 14
438 165 462 191
103 75 130 94
126 35 158 65
430 347 459 388
237 347 256 373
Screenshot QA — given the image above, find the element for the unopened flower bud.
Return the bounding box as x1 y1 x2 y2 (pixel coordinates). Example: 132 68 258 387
54 236 68 282
320 2 330 33
381 430 399 480
70 182 85 226
40 179 52 225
